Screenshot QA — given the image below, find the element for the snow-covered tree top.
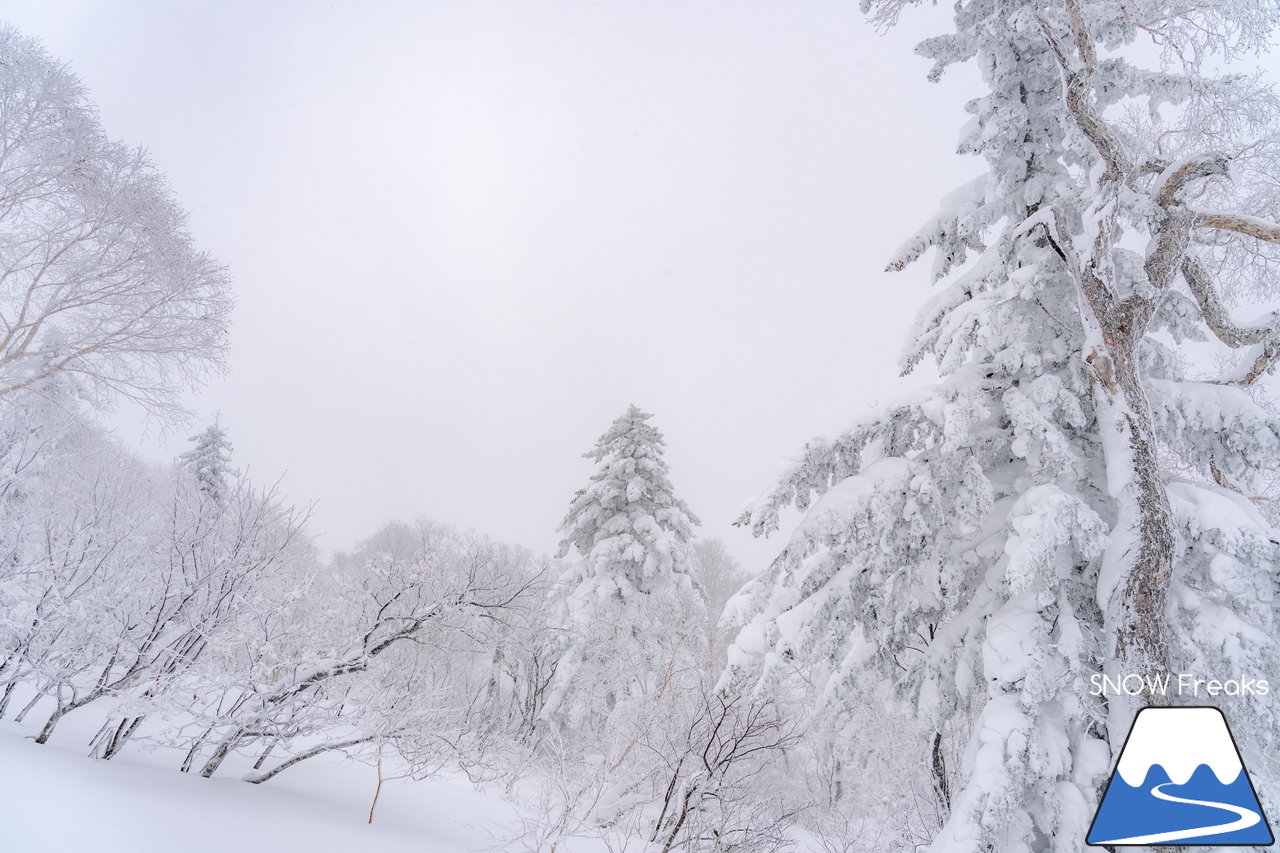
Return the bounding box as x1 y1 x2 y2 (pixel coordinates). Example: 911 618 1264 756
179 418 235 503
557 405 699 589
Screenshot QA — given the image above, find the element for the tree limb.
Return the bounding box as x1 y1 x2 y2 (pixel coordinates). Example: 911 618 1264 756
1182 257 1279 347
1194 211 1280 244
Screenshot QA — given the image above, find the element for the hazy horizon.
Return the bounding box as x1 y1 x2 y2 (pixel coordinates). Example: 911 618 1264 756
2 1 1001 569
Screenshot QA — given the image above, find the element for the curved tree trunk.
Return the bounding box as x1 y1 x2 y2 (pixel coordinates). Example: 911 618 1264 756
180 724 215 773
243 734 376 784
34 688 109 744
90 715 145 760
34 703 71 744
0 682 17 718
198 731 244 778
13 691 43 723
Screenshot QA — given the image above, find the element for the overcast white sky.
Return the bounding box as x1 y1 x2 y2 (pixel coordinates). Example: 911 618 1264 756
0 0 984 568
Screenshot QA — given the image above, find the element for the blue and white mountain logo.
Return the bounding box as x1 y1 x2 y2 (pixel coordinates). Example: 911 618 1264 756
1087 706 1274 846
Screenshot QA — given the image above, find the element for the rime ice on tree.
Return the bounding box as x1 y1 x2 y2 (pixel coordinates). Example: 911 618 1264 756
545 405 707 732
0 27 231 418
724 0 1280 850
180 419 235 503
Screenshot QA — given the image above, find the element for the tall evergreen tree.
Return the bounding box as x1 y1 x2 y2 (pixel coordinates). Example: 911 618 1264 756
546 405 706 731
179 418 235 504
725 1 1280 850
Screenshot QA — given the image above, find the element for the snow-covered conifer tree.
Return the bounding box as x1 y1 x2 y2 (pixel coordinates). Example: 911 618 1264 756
179 418 235 503
726 1 1280 850
546 405 707 732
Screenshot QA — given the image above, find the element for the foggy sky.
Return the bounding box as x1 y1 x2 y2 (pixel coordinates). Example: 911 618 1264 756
1 0 985 569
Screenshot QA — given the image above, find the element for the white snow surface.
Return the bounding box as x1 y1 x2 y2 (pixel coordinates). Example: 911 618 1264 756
1115 707 1243 787
0 719 532 853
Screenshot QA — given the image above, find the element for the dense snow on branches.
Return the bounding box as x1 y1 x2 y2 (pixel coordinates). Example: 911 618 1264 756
726 0 1280 850
546 405 708 734
6 6 1280 853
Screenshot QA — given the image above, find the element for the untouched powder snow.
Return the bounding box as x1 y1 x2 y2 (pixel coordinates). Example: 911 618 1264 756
0 722 525 853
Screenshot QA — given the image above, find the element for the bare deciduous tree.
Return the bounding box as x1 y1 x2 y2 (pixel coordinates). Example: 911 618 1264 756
188 524 540 781
647 690 802 853
0 27 231 417
689 538 751 664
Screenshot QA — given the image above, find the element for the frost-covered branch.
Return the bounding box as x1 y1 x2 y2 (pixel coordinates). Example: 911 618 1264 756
0 29 231 418
1194 210 1280 243
1181 257 1279 349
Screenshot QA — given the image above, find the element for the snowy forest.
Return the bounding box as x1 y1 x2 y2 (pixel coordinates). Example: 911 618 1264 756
3 0 1280 851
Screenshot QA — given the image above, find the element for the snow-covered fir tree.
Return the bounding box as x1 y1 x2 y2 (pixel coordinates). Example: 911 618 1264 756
546 405 707 732
725 1 1280 850
179 418 235 503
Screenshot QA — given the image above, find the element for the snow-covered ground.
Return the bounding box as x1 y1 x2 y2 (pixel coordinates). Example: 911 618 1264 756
0 715 532 853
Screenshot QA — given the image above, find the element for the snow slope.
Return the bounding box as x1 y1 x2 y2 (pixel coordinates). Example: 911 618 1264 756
0 721 525 853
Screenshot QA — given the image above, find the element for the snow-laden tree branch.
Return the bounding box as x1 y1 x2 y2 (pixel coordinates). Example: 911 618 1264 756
728 0 1280 850
543 405 707 738
0 27 231 417
184 523 542 781
1195 210 1280 244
